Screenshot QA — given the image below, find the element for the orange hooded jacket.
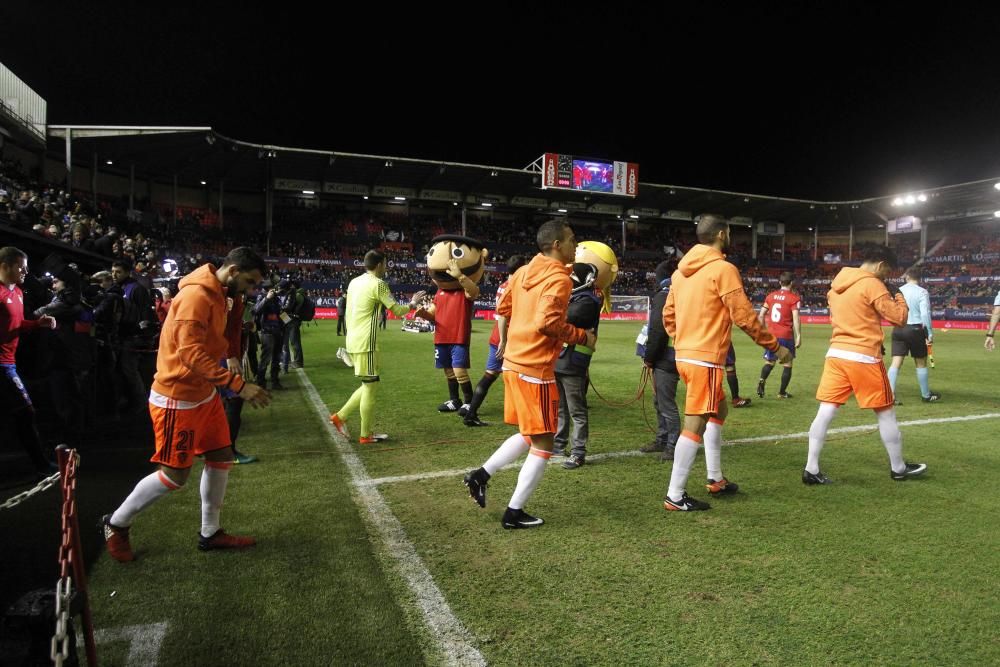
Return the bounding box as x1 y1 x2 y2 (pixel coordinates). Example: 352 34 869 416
827 267 908 357
496 253 588 381
151 264 246 401
663 244 778 365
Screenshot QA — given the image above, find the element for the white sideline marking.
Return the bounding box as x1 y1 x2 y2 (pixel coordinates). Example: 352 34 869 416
88 622 168 666
365 449 644 487
727 411 1000 444
295 369 486 667
367 412 1000 487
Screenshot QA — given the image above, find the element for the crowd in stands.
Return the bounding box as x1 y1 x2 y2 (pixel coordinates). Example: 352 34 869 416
4 156 1000 326
4 153 1000 480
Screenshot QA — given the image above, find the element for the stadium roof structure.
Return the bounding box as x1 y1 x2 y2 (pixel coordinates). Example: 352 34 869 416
44 127 1000 233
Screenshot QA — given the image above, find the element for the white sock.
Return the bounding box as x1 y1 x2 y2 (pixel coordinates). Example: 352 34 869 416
704 420 724 481
483 432 529 476
200 462 231 538
111 471 179 528
877 408 905 473
887 365 899 393
667 432 701 501
806 402 839 474
508 448 550 510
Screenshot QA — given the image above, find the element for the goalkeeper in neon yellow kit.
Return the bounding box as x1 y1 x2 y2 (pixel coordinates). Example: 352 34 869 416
329 250 425 443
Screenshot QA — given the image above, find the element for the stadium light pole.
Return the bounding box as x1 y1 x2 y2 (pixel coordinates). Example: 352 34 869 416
92 151 98 205
265 156 274 255
64 128 72 192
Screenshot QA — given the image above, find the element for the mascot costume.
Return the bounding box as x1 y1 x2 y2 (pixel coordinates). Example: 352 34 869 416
553 241 618 469
415 235 489 414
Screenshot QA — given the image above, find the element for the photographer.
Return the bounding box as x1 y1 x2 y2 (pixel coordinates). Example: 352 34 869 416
280 278 305 370
253 279 286 390
34 261 96 436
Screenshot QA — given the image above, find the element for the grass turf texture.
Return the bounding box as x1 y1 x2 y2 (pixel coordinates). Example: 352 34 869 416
85 319 1000 665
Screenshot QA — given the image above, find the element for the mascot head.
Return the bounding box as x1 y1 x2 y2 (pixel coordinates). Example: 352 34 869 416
426 234 489 289
574 240 618 313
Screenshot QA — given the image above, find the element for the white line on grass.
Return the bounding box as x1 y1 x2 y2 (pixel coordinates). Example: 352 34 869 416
727 411 1000 444
365 449 645 487
367 412 1000 487
86 622 169 667
295 369 487 667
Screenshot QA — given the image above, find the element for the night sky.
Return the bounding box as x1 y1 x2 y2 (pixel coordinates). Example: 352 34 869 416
6 4 1000 201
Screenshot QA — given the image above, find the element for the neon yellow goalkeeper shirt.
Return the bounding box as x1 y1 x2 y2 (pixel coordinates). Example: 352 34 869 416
344 272 409 354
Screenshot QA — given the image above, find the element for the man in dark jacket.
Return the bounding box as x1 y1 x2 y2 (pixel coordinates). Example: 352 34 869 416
110 259 156 414
254 279 286 390
280 280 305 369
336 290 347 336
34 263 93 436
640 261 680 461
554 262 602 469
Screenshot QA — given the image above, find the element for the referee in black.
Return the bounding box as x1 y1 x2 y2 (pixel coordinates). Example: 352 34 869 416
887 267 940 404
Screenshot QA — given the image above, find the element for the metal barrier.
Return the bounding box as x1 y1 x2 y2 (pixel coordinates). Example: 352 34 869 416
51 445 97 667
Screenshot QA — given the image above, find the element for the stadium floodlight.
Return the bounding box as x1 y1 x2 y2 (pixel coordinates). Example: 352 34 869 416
892 197 903 206
905 195 916 205
106 160 113 165
557 209 567 213
363 196 369 200
302 190 314 195
994 211 1000 218
200 180 207 185
995 182 1000 190
629 215 639 219
452 202 458 206
481 202 493 207
917 193 927 202
394 196 406 201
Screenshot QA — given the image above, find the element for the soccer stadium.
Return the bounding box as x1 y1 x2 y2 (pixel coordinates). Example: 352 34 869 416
2 17 1000 665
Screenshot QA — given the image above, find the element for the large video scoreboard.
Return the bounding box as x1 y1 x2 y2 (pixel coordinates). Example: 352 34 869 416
540 153 639 197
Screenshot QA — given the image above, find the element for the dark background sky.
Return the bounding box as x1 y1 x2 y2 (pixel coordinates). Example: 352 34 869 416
5 4 1000 200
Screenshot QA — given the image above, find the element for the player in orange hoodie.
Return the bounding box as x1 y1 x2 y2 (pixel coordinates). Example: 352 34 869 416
662 215 791 511
803 245 927 484
463 220 596 528
101 247 271 562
